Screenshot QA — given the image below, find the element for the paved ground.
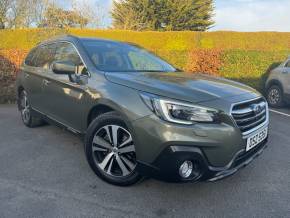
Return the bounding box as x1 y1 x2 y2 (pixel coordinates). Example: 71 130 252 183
0 105 290 218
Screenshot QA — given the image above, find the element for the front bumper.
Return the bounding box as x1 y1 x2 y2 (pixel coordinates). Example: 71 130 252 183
136 137 268 182
131 113 269 182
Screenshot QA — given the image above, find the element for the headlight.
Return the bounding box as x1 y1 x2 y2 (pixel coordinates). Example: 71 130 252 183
140 93 219 124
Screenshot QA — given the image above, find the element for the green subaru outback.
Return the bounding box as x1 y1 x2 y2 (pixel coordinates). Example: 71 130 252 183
16 35 269 186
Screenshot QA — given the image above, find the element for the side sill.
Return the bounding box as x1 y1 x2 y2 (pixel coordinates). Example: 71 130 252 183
31 107 84 136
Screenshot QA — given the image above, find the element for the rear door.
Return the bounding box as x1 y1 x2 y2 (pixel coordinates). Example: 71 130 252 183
22 45 54 112
42 42 89 131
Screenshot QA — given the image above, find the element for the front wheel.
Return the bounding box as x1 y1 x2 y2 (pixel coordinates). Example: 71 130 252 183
85 112 142 186
266 85 285 108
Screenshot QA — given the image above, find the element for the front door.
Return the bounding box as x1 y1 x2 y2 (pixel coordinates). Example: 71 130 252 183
42 42 89 132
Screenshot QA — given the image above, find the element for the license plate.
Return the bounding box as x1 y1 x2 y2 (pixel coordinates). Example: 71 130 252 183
246 127 268 151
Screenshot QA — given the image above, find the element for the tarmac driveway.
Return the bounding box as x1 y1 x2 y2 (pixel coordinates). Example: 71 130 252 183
0 104 290 218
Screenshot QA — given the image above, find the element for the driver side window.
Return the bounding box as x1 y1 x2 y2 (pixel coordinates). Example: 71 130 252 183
54 42 88 76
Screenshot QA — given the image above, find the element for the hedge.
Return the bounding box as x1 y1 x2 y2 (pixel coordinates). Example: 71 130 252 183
0 49 28 103
1 29 290 51
0 28 289 103
219 50 289 90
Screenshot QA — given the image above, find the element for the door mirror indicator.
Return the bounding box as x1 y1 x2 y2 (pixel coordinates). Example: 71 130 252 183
52 61 76 75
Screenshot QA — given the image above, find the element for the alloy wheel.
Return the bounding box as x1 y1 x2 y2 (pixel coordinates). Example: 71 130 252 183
20 91 31 124
92 125 137 177
268 88 281 105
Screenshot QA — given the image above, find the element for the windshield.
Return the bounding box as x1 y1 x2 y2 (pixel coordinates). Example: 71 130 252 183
82 40 177 72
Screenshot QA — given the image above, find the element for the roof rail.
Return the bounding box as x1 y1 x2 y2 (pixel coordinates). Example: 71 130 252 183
37 34 78 45
50 34 78 40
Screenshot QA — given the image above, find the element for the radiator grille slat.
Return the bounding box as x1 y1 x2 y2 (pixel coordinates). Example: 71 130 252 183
231 98 267 134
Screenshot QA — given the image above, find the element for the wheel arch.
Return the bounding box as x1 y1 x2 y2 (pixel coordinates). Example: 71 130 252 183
266 79 284 93
87 104 115 127
86 100 132 129
85 101 139 149
17 85 24 96
17 86 25 110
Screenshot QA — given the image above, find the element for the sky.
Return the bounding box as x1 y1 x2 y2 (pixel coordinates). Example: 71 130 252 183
75 0 290 32
213 0 290 32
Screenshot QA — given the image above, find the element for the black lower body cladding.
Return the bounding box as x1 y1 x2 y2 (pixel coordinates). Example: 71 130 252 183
136 137 268 182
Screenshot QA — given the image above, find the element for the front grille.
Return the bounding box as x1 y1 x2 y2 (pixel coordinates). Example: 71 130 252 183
231 98 268 134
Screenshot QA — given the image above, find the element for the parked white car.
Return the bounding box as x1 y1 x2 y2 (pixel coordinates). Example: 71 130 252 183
266 57 290 107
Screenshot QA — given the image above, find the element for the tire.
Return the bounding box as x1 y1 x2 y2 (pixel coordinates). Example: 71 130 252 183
85 111 142 186
18 90 44 128
266 85 285 108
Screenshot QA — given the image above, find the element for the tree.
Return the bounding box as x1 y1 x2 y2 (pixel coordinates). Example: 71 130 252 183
112 0 163 30
0 0 11 29
34 0 51 27
5 0 48 29
40 5 89 28
111 0 214 31
1 0 91 29
8 0 34 28
72 0 105 28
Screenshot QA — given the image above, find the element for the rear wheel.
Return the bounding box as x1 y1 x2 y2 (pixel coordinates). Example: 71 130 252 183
19 90 44 127
85 112 142 186
266 85 284 108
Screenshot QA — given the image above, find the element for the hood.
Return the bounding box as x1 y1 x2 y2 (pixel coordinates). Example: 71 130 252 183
105 72 260 103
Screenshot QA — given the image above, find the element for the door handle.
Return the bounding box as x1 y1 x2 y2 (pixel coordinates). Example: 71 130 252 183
43 79 51 86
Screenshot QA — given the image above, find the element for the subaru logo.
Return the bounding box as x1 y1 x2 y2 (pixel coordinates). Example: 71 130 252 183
251 104 263 114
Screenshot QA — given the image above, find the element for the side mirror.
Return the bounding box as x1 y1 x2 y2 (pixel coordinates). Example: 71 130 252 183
52 61 76 75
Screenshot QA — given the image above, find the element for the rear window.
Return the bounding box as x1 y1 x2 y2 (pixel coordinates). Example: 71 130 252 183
32 44 56 69
25 44 56 68
24 48 38 66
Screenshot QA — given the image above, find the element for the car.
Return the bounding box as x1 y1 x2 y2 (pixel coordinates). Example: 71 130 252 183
16 35 269 186
265 56 290 107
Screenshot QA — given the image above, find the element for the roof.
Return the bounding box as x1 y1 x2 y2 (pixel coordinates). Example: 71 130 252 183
38 34 135 46
38 34 78 45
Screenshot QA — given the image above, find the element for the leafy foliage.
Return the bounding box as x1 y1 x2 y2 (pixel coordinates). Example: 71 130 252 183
40 5 88 28
163 0 214 31
1 29 290 51
0 49 28 103
186 49 223 75
111 0 214 31
0 29 290 103
219 50 289 91
0 0 10 29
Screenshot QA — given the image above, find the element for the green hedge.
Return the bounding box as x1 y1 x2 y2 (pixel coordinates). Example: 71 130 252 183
1 29 290 51
220 50 289 91
0 29 290 103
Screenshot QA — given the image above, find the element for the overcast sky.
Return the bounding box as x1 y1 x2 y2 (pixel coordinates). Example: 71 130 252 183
79 0 290 32
213 0 290 32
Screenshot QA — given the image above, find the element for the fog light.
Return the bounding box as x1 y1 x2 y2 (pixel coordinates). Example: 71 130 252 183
179 161 193 178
